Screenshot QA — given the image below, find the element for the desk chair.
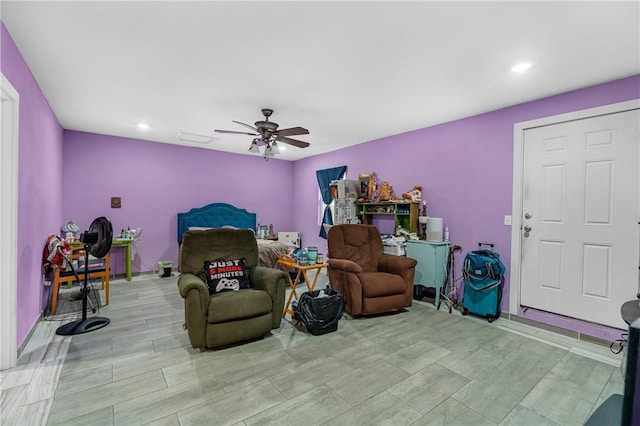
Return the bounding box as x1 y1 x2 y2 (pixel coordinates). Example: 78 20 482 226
51 248 110 315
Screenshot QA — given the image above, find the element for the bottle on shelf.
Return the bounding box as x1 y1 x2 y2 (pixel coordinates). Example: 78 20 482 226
444 227 450 242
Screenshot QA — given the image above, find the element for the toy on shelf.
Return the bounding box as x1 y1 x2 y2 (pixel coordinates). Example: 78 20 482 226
376 181 398 202
402 186 422 202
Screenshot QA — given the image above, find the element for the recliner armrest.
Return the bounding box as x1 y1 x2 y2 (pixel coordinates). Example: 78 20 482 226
251 266 286 296
178 273 209 313
378 254 417 275
177 272 210 349
251 266 287 329
328 258 363 274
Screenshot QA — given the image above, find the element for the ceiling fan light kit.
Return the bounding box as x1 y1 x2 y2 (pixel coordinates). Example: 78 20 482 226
248 139 260 153
216 108 310 159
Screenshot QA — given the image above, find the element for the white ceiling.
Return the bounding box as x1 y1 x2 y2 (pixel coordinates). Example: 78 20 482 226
2 1 639 160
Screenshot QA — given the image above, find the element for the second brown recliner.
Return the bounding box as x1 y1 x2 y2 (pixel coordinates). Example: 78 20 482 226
327 224 417 316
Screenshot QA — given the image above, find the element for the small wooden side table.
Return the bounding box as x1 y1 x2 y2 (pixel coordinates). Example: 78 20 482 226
277 259 328 318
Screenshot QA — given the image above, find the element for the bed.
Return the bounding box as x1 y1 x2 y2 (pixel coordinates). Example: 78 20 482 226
177 203 296 268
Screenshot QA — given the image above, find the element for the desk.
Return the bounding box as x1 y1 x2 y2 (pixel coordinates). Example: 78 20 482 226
111 239 133 281
70 238 133 281
278 260 328 318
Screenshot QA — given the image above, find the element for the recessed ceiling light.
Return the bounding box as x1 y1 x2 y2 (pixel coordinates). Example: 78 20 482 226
511 62 532 73
137 123 150 130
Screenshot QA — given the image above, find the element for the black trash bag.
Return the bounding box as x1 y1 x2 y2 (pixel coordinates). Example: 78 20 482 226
294 288 345 336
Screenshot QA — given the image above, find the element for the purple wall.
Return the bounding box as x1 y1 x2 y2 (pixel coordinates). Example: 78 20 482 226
1 22 64 348
62 131 294 275
294 75 640 341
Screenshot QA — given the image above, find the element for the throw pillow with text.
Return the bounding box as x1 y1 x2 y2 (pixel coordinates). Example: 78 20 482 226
204 258 250 294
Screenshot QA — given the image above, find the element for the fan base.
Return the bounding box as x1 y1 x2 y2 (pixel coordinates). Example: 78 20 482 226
56 316 110 335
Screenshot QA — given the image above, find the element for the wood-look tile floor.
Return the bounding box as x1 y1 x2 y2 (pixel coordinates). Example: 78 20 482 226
1 273 626 426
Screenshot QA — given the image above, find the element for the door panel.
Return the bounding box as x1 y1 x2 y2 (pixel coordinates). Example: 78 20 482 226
540 240 563 290
582 243 611 299
521 109 639 329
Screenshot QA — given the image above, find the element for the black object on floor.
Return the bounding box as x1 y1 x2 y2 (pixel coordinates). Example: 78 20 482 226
294 289 344 335
585 316 640 425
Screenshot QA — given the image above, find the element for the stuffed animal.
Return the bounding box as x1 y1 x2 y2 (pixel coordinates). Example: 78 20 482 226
402 186 422 202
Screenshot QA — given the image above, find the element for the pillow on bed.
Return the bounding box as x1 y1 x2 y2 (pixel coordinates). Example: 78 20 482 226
188 226 213 231
204 258 250 294
221 225 256 235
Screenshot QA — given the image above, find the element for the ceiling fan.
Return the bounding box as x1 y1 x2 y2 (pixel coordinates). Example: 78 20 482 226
214 108 310 157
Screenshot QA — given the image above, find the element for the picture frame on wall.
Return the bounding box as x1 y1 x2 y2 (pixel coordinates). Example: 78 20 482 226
359 174 374 200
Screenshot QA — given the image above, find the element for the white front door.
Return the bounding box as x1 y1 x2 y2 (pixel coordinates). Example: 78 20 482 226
520 109 639 329
1 74 19 370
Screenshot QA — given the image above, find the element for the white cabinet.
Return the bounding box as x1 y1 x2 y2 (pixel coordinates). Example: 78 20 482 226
405 241 449 309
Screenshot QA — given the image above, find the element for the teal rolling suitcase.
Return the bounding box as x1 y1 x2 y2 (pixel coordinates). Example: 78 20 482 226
462 278 502 323
461 247 505 323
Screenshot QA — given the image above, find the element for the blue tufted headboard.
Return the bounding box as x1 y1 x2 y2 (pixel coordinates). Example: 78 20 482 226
177 203 257 243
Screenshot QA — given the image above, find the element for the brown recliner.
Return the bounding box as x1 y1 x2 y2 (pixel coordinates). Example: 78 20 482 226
177 228 287 350
327 224 417 316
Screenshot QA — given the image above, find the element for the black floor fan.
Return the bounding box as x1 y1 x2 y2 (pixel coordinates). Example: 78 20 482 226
56 216 113 336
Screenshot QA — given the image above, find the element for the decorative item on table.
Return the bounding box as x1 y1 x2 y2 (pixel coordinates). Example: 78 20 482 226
307 246 318 264
297 248 309 266
259 225 268 239
61 220 80 242
316 253 324 264
118 227 137 239
268 224 276 239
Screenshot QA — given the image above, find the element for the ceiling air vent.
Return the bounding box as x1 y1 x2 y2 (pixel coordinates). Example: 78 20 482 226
176 132 219 144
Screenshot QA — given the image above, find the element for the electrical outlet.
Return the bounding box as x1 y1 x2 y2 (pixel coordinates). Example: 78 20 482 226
504 215 512 226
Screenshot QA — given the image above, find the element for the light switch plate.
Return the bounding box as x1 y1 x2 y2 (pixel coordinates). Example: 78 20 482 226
504 215 512 226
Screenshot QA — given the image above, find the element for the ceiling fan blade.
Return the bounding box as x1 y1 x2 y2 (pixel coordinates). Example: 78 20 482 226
276 136 310 148
276 126 310 137
214 129 259 136
232 120 258 132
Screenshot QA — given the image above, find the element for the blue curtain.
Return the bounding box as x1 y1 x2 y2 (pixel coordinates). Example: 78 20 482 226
316 166 347 238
